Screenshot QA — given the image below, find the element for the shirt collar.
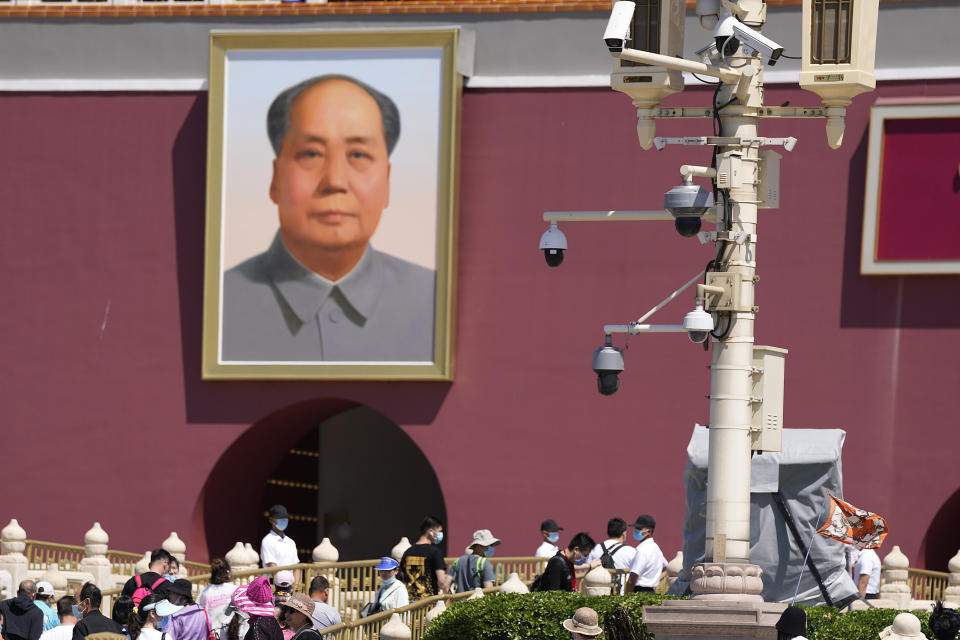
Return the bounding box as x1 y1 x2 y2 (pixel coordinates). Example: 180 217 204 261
266 232 382 325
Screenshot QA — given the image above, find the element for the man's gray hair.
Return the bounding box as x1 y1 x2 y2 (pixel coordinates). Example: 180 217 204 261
266 74 400 157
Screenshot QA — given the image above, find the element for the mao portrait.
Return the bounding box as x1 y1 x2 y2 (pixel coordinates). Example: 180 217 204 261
202 31 459 380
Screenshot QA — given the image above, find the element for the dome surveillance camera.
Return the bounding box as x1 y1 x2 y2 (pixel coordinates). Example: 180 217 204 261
664 183 714 238
592 343 624 396
539 222 568 267
682 303 714 344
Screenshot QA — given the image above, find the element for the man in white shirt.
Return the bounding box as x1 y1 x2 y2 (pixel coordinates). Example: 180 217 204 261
624 514 667 593
535 519 563 558
260 504 300 568
587 518 637 593
854 547 881 599
38 597 77 640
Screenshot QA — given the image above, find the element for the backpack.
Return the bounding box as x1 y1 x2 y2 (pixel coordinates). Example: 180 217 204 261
131 575 168 608
600 542 625 592
451 555 488 589
599 542 624 570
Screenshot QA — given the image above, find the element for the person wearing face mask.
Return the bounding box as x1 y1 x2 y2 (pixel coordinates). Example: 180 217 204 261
71 583 124 640
447 530 500 593
535 520 563 558
624 514 667 594
534 532 598 592
127 594 181 640
260 505 299 570
370 558 408 613
398 516 451 600
121 550 173 602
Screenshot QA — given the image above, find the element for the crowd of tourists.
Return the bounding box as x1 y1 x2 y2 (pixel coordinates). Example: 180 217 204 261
5 504 958 640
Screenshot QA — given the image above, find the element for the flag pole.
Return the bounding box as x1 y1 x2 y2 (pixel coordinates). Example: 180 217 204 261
791 492 830 605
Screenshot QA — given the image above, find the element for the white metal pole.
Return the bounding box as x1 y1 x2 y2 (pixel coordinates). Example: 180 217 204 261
705 7 764 566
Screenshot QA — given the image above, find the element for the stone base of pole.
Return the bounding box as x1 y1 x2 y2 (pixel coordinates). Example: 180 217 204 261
642 563 784 640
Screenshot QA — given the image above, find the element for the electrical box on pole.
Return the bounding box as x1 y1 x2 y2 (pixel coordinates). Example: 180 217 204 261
751 345 787 452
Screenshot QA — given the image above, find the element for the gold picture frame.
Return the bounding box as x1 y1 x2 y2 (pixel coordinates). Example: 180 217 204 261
202 30 461 380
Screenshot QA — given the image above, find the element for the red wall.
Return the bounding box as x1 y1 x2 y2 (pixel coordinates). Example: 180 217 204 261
1 80 958 570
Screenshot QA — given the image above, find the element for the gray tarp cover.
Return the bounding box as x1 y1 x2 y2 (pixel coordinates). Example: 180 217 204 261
669 425 860 606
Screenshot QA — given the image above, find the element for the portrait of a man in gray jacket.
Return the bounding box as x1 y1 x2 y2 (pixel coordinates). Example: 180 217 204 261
221 74 435 363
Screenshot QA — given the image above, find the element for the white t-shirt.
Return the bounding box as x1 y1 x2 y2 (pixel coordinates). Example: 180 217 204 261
629 537 667 588
139 627 165 640
855 548 881 594
39 624 74 640
588 539 637 570
260 530 299 567
197 582 237 632
535 541 559 558
377 582 409 611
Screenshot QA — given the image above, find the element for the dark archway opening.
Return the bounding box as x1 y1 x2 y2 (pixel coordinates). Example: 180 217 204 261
200 399 446 562
922 486 960 570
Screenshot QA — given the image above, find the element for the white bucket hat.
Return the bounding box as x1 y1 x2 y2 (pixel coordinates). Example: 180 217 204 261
879 613 925 640
466 529 501 553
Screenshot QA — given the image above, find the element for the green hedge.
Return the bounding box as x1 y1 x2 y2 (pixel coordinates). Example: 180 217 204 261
422 592 936 640
422 591 673 640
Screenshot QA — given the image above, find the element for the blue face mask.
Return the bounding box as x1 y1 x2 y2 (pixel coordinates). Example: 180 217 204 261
484 547 495 558
276 519 289 532
381 577 395 586
157 617 169 630
574 555 587 566
433 531 443 544
162 574 176 581
72 605 83 620
633 530 646 542
547 532 559 544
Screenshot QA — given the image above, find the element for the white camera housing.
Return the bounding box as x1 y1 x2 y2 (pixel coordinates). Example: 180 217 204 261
682 303 714 344
715 14 784 65
604 1 636 53
696 0 722 30
539 222 568 267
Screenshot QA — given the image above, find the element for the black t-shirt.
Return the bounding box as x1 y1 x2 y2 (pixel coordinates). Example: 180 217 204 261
539 551 573 592
399 543 445 599
121 572 164 598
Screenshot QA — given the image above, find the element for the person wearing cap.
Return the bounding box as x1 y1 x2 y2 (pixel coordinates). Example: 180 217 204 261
261 505 299 570
167 580 215 640
127 594 180 640
562 607 603 640
398 516 450 600
306 576 340 634
227 578 282 640
447 530 500 593
273 571 295 606
71 583 124 640
372 557 409 612
33 582 59 632
38 597 77 640
536 520 563 559
775 605 807 640
624 514 667 594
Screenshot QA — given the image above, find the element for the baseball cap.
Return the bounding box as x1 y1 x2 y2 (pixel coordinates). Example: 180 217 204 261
36 582 55 597
631 514 656 529
540 519 563 532
275 570 295 588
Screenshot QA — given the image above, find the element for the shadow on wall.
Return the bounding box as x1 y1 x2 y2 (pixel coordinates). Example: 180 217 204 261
169 94 450 427
200 400 447 562
921 486 960 571
839 113 960 329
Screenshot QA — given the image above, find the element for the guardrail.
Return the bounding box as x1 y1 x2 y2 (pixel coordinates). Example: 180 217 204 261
906 568 949 601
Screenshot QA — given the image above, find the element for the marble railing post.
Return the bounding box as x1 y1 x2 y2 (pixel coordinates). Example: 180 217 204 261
943 549 960 605
79 522 114 587
583 566 612 596
879 545 911 609
379 613 411 640
666 551 683 589
312 538 340 611
391 537 411 562
0 519 29 598
163 532 187 564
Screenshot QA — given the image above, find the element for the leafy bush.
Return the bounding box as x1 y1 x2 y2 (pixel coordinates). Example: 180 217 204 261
806 606 933 640
423 593 938 640
422 591 673 640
